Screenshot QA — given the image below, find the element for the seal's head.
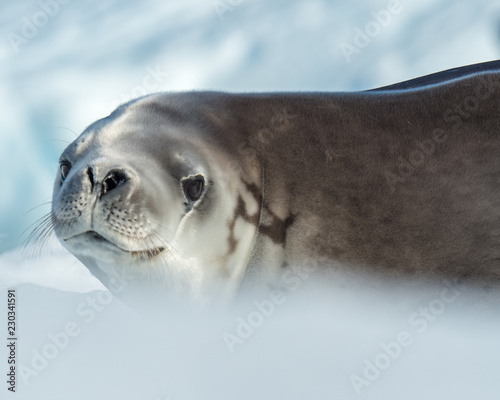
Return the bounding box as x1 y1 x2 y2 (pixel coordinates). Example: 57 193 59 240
52 93 262 306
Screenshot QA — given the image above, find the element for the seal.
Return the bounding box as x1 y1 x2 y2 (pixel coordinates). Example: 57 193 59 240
51 60 500 305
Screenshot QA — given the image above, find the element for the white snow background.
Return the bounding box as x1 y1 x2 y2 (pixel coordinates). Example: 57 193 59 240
1 0 500 399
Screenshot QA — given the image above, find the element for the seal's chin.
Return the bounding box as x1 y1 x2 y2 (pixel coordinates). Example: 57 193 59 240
63 231 165 261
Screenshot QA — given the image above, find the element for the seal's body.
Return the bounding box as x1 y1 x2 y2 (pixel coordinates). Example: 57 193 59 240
52 61 500 305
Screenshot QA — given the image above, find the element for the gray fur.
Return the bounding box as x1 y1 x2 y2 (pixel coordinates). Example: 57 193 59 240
53 61 500 303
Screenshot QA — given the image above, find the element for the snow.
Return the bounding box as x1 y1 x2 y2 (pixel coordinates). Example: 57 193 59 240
1 0 500 398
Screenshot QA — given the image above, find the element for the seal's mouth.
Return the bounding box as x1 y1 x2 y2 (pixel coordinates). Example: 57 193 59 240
64 231 165 259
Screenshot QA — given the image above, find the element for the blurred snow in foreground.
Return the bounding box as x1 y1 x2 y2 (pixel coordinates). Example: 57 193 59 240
1 239 500 400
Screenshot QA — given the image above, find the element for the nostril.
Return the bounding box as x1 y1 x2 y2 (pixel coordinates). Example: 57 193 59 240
103 176 118 193
87 167 94 191
102 170 128 195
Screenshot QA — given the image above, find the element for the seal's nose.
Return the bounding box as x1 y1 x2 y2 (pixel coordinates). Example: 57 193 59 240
101 169 129 195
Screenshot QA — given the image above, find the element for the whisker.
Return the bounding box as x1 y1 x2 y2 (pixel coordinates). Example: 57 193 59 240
22 220 51 256
149 229 179 264
142 235 156 260
22 211 66 259
49 138 71 145
146 231 175 289
149 229 185 290
23 214 52 244
25 223 53 258
150 221 175 237
21 211 53 241
24 200 53 216
56 126 79 137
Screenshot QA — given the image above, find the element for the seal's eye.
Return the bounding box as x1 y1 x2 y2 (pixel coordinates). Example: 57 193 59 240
60 162 71 181
182 175 205 202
